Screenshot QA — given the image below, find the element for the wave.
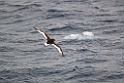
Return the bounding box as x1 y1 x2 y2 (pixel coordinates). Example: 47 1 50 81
63 31 97 40
49 25 81 31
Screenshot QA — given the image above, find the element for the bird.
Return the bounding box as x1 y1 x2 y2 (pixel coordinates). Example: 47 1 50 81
34 27 64 57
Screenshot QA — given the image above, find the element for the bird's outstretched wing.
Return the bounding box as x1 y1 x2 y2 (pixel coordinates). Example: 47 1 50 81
52 43 64 57
34 27 50 39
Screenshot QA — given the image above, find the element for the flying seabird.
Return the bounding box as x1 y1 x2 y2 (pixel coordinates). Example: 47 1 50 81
34 27 64 57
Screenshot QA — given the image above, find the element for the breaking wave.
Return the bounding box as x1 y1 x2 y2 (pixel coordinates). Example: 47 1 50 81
64 31 97 40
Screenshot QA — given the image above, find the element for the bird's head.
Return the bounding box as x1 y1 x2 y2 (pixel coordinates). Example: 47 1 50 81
52 39 55 41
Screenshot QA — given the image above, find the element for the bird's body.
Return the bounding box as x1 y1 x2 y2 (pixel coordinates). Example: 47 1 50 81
47 39 55 44
34 27 64 57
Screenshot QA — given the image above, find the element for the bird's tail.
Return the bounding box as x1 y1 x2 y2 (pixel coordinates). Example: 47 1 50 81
44 43 49 46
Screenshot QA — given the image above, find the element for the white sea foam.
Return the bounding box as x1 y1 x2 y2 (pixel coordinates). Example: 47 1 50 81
83 31 94 36
64 31 96 40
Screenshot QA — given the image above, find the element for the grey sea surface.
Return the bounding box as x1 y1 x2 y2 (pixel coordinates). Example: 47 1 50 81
0 0 124 83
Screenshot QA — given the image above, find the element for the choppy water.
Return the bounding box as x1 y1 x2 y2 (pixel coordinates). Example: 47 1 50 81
0 0 124 83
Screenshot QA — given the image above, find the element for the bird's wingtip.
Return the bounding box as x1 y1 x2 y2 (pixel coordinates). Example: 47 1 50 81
62 53 64 57
34 27 37 30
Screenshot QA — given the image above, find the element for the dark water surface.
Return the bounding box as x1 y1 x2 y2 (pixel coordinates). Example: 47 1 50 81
0 0 124 83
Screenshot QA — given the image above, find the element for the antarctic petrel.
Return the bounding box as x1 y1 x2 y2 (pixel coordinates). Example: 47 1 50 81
34 27 64 57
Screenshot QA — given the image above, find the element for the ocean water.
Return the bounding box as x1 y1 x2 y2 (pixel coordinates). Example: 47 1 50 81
0 0 124 83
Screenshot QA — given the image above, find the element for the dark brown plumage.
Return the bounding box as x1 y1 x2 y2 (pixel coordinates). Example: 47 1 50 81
34 27 64 57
